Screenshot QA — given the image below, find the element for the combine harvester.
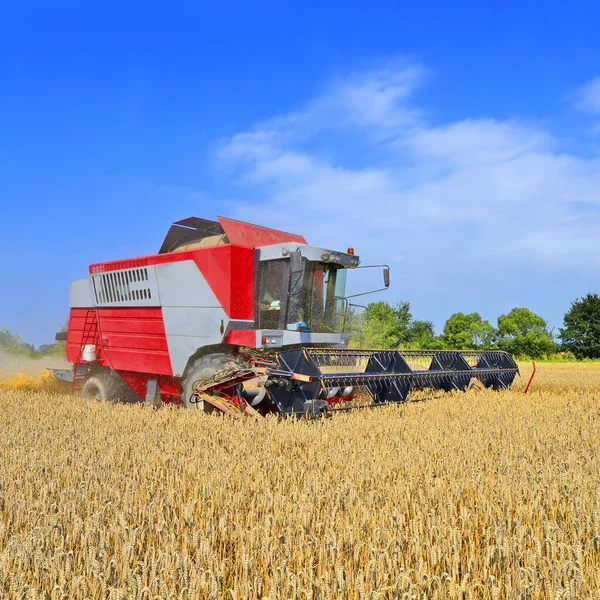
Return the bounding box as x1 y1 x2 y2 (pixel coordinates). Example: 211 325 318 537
56 216 518 416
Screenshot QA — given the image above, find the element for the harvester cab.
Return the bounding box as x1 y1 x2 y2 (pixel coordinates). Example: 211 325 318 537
256 243 361 343
159 216 387 351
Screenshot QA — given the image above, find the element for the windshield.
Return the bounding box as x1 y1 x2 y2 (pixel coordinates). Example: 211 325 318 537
257 259 347 333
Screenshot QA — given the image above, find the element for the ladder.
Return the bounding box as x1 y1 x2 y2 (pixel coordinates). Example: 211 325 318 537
72 309 98 392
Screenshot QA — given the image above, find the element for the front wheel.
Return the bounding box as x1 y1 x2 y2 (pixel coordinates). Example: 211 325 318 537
181 354 239 412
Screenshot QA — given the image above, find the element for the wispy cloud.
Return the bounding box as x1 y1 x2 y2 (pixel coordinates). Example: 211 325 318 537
214 62 600 325
575 76 600 114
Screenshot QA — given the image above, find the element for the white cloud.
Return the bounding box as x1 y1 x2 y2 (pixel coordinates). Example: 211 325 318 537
575 77 600 114
214 63 600 328
402 119 555 166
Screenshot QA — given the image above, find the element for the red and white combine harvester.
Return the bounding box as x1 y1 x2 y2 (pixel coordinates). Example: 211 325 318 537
57 216 518 416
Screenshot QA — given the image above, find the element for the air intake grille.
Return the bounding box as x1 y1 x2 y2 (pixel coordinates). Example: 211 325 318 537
91 267 159 306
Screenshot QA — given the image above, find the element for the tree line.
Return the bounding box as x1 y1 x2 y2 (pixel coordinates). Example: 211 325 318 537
345 293 600 360
0 327 65 358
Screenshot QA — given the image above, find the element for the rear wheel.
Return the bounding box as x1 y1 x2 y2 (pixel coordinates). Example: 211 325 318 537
81 372 139 404
181 354 238 412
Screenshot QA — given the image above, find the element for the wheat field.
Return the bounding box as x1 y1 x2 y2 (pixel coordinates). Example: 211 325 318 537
0 363 598 599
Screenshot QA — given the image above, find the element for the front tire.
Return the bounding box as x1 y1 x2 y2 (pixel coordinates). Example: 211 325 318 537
181 354 238 412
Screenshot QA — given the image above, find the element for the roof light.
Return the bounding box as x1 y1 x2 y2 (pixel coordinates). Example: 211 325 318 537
281 247 290 256
321 251 330 261
347 248 354 255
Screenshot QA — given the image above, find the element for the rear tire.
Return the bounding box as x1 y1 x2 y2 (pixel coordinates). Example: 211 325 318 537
181 354 238 412
81 372 139 404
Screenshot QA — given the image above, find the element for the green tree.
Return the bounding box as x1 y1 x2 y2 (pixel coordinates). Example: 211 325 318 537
344 305 367 348
37 340 67 357
0 322 67 358
347 301 440 349
559 293 600 359
44 321 68 358
404 319 437 349
497 308 555 358
0 327 36 356
442 312 496 349
361 301 411 348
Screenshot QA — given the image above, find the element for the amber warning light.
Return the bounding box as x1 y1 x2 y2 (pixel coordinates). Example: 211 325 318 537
347 248 354 255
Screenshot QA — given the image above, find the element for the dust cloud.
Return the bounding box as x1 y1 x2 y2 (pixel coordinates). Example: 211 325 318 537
0 350 70 377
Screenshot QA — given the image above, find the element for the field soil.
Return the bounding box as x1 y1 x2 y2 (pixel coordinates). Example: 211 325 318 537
0 362 598 598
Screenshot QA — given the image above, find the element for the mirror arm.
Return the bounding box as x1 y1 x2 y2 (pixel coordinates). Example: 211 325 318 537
344 287 388 300
344 264 390 300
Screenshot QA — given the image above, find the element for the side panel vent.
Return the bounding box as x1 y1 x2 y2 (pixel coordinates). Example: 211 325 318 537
90 266 160 307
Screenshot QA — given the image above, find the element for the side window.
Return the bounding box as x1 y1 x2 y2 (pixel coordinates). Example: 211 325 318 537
259 261 285 329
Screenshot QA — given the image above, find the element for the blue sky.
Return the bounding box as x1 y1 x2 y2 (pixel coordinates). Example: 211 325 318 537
2 1 600 346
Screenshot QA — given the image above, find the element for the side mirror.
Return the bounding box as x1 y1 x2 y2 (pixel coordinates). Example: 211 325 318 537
290 249 302 272
383 267 390 288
